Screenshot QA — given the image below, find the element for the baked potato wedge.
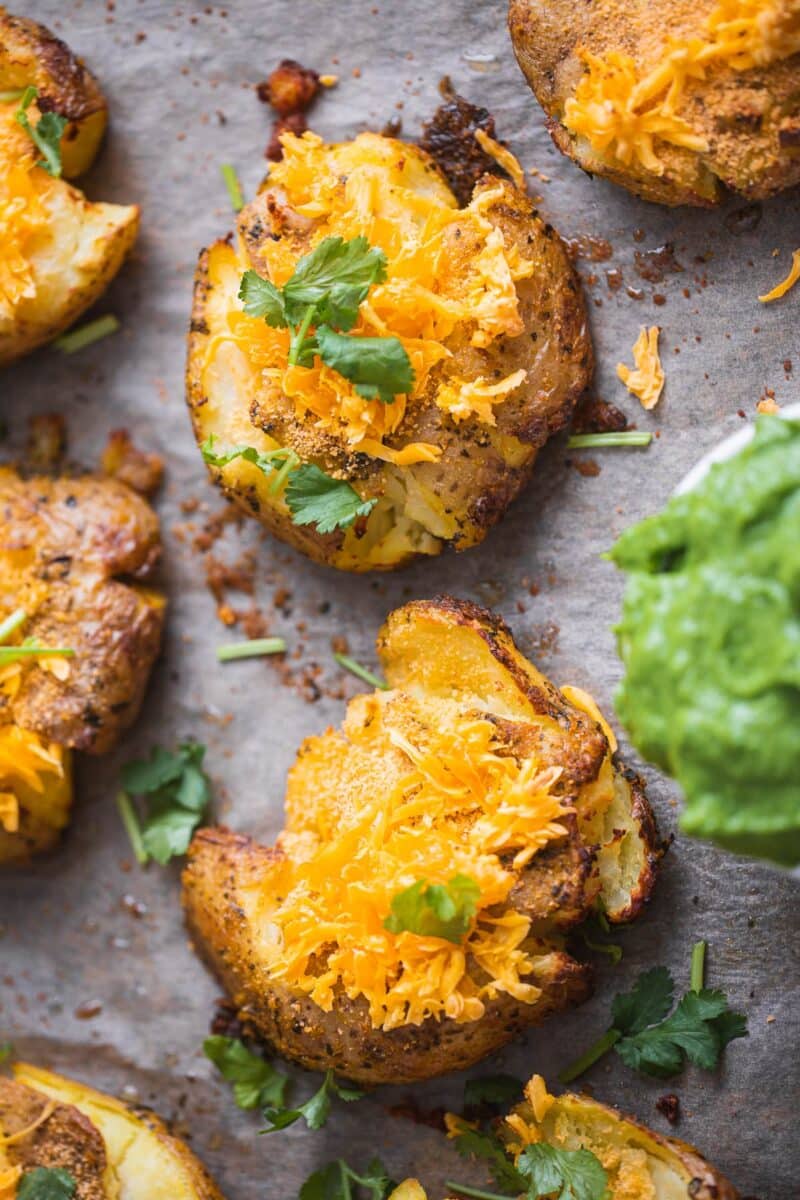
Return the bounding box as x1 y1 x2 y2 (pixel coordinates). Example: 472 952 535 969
0 8 139 366
183 598 659 1086
186 130 591 571
0 467 165 864
508 0 800 206
1 1062 225 1200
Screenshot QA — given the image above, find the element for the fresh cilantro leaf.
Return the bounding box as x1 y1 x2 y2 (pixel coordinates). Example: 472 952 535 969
384 874 480 943
285 236 387 330
713 1007 749 1049
119 740 211 865
15 87 66 177
464 1074 524 1110
611 966 673 1036
201 434 298 492
239 270 288 327
450 1117 526 1194
300 1157 393 1200
517 1143 608 1200
284 463 376 534
262 1069 364 1133
203 1036 288 1110
315 325 414 403
17 1168 76 1200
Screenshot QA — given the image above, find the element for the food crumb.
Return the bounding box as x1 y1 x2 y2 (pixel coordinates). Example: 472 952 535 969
655 1093 680 1125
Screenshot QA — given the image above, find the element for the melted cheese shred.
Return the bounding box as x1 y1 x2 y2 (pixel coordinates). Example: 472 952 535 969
262 702 570 1030
214 131 533 464
616 325 664 410
563 0 800 173
0 97 54 326
759 248 800 302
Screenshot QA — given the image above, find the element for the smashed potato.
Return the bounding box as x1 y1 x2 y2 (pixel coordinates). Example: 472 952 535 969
0 8 139 365
509 0 800 206
0 468 165 863
187 130 591 570
1 1063 225 1200
183 598 659 1085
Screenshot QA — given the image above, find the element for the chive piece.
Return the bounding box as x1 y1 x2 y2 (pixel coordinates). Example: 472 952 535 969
220 163 244 213
690 939 707 993
0 645 75 663
333 652 388 690
0 89 25 103
567 431 653 449
0 608 27 645
53 315 120 354
445 1185 510 1200
116 791 148 865
216 637 287 662
558 1027 622 1085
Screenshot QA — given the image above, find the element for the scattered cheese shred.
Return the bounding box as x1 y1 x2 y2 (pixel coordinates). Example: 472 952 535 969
758 248 800 302
474 128 527 191
0 1099 56 1146
0 792 18 833
527 1074 556 1124
0 1165 21 1200
617 325 664 410
215 131 534 463
263 707 570 1030
0 157 49 323
563 0 800 173
435 368 527 425
561 684 618 754
0 723 66 798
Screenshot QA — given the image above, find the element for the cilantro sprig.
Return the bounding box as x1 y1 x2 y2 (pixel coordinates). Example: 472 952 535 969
239 234 414 403
300 1157 394 1200
17 1168 76 1200
116 741 211 865
384 874 480 944
447 1118 608 1200
559 943 747 1084
261 1068 364 1132
201 435 376 535
15 86 66 177
203 1036 288 1110
463 1074 524 1111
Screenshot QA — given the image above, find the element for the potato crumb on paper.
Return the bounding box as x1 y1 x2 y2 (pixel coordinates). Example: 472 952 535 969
617 325 664 410
759 249 800 303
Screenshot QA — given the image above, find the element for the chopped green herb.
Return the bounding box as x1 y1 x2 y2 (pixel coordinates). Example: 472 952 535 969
333 652 388 691
17 1168 76 1200
284 463 376 534
203 1036 288 1110
15 86 66 177
517 1143 608 1200
220 163 244 213
0 88 26 103
0 638 75 665
445 1185 511 1200
384 874 480 944
463 1074 524 1110
559 951 747 1084
53 315 120 354
567 431 652 449
690 939 706 992
0 607 27 644
118 741 211 865
0 1040 12 1063
261 1069 363 1133
300 1157 393 1200
577 910 623 964
449 1117 526 1195
216 637 286 662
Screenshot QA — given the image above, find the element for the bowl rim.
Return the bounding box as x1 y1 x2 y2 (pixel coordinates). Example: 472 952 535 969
674 401 800 495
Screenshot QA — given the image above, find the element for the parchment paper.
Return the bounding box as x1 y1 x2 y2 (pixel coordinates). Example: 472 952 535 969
1 2 798 1197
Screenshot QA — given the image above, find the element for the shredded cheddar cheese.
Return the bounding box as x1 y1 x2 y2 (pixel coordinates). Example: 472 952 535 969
563 0 800 173
0 1165 21 1200
759 248 800 301
474 128 527 191
0 1099 56 1146
262 704 570 1030
0 156 49 324
210 131 532 464
617 325 664 410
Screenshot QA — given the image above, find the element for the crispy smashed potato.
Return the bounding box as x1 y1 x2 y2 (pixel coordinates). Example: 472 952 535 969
187 130 591 571
0 468 165 863
509 0 800 206
183 598 659 1086
1 1063 226 1200
0 8 139 366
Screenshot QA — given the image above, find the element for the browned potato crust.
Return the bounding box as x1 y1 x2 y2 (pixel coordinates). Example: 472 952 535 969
508 0 800 206
186 134 592 571
183 598 660 1085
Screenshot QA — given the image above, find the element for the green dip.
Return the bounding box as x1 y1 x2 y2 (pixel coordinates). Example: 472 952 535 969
609 414 800 865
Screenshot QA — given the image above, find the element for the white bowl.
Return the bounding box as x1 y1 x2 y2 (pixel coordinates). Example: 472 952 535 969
675 401 800 495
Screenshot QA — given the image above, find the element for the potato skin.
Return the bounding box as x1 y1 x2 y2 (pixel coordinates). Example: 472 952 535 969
183 597 660 1085
186 139 592 572
508 0 800 206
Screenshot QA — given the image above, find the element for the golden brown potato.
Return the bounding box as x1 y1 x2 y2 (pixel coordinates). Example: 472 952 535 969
186 131 591 571
0 8 139 366
508 0 800 206
183 598 659 1086
1 1063 226 1200
0 467 165 864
